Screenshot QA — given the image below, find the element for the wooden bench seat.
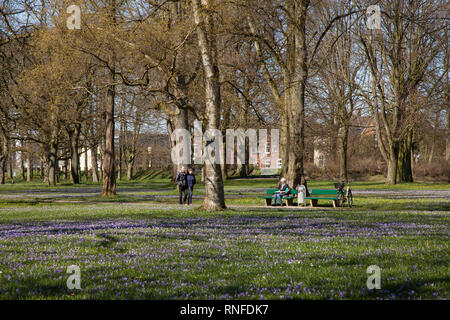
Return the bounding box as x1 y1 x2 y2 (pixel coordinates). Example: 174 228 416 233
305 189 339 207
259 189 298 206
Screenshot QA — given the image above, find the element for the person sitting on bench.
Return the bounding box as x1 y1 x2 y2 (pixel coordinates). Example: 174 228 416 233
272 178 290 206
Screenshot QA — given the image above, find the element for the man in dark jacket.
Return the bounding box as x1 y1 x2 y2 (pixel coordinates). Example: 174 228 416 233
175 166 188 204
186 168 196 205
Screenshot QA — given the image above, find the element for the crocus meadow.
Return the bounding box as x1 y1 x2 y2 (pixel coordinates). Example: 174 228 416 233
0 203 448 300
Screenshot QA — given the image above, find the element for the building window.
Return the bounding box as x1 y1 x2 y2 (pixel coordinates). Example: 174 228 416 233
277 158 282 169
265 159 271 168
265 143 270 154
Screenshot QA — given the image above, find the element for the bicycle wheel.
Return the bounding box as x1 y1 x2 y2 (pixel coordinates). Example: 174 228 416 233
347 190 353 208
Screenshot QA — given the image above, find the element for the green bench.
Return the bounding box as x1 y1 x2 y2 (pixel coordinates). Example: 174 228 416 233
305 189 339 208
259 189 298 207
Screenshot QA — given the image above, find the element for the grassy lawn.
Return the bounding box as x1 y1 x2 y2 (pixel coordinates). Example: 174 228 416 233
0 176 448 300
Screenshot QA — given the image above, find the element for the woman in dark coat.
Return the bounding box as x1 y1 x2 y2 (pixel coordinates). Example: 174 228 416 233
186 168 196 205
175 166 188 204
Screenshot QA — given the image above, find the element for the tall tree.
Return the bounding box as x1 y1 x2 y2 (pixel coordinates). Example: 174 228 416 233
101 0 119 196
359 0 446 184
192 0 226 210
311 1 361 182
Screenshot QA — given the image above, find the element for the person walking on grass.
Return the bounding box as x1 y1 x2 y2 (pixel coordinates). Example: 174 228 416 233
272 177 290 206
186 168 196 205
175 166 188 204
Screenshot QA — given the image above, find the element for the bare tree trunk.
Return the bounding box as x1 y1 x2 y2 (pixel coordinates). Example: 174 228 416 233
221 106 230 181
238 75 250 178
27 153 32 182
102 2 117 196
166 120 178 181
280 110 289 177
445 28 449 163
386 144 398 185
118 107 123 181
39 157 44 179
56 161 60 183
91 147 99 183
102 77 117 196
99 142 104 181
47 142 58 186
0 133 7 184
287 0 309 188
446 105 450 162
281 0 294 179
0 157 5 184
237 138 249 177
173 106 189 175
43 158 49 184
330 117 339 163
20 152 25 180
397 129 413 183
192 0 226 210
201 166 206 182
126 161 133 180
338 126 348 182
7 151 13 180
63 159 68 179
83 146 87 182
69 125 81 184
428 111 440 164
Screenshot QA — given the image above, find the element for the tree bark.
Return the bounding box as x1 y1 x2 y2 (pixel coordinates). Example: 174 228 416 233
126 161 133 181
238 75 250 178
445 27 449 163
20 151 25 180
47 142 58 186
280 108 289 177
118 105 123 181
69 125 81 184
99 142 104 181
63 159 68 179
286 0 309 188
386 143 399 185
0 133 8 184
84 145 89 182
446 105 450 162
192 0 226 210
101 2 117 196
167 120 178 181
397 129 413 183
174 105 189 175
281 0 295 179
338 126 348 182
221 105 230 181
39 157 44 179
91 147 99 183
102 78 117 196
7 151 13 180
27 153 32 182
0 157 5 184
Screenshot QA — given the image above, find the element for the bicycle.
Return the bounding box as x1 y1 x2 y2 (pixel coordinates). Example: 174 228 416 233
334 181 353 208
